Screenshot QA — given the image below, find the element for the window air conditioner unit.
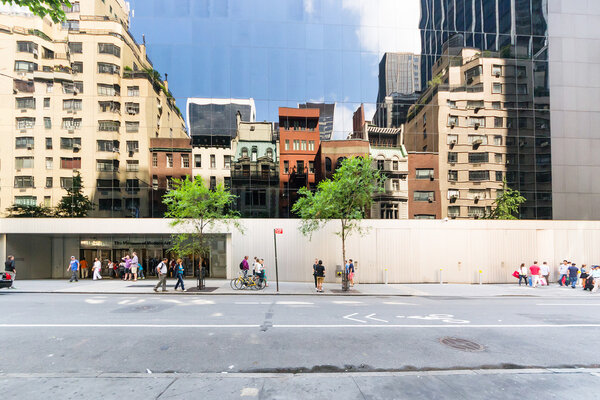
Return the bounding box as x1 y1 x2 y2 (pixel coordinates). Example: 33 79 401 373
26 145 33 150
541 141 549 148
495 72 500 78
73 144 81 151
472 138 483 145
429 175 434 181
450 139 457 145
474 196 480 204
428 196 434 203
506 160 511 165
450 122 456 128
68 129 74 134
474 122 480 130
129 151 134 157
474 107 481 113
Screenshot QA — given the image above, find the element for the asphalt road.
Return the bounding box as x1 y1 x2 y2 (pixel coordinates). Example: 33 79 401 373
1 292 600 399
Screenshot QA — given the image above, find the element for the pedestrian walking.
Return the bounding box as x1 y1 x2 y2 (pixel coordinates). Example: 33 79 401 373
315 260 325 293
174 258 185 291
529 261 541 288
122 255 132 281
80 257 89 279
580 265 589 288
92 257 102 280
260 259 268 287
540 262 550 287
153 258 169 292
591 266 600 293
4 255 16 289
255 259 264 285
518 263 528 286
138 262 145 280
131 252 139 281
107 260 115 279
348 259 355 287
558 260 568 286
67 256 79 282
312 258 318 288
568 263 579 289
240 256 250 278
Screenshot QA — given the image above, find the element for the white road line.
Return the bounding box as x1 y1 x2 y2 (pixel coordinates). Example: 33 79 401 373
275 301 314 305
537 304 600 306
342 313 367 323
332 301 363 304
365 313 389 323
382 302 415 305
273 324 600 328
0 324 260 328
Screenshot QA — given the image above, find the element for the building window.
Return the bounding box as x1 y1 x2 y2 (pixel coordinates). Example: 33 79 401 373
447 115 458 126
283 160 289 174
97 62 120 75
468 207 485 218
377 159 385 170
468 152 489 163
468 135 488 145
125 102 139 115
97 83 118 96
301 140 307 150
293 140 300 150
45 157 53 170
15 196 37 206
45 138 52 149
96 159 117 172
14 176 34 188
241 147 248 158
152 176 159 190
179 154 190 168
45 177 53 188
415 169 434 180
60 137 81 150
492 101 501 110
68 42 82 53
492 83 502 94
447 134 458 145
194 154 201 168
98 43 121 57
210 154 216 169
125 122 139 133
15 157 34 169
62 118 82 130
98 120 120 132
209 176 216 190
251 147 257 162
71 61 83 73
166 154 173 168
496 171 503 181
380 203 399 219
266 148 274 159
15 137 34 149
60 157 81 169
325 157 332 172
469 170 490 181
448 189 460 201
517 84 528 95
127 86 140 97
126 141 139 153
392 160 399 171
297 160 305 173
284 140 289 150
494 136 502 146
97 140 119 152
494 153 503 163
224 155 231 169
448 206 460 218
16 117 35 129
448 152 457 163
16 97 36 110
494 117 503 128
17 41 38 54
466 100 484 109
152 153 158 167
492 65 502 76
126 179 140 194
14 60 37 72
469 117 485 128
308 141 315 151
464 65 482 81
126 160 139 172
448 170 458 181
447 100 456 109
414 191 434 202
414 214 435 220
309 161 315 173
392 179 400 191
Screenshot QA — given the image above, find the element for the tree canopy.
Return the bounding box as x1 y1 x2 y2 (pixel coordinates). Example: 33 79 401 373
163 176 241 264
488 179 526 220
2 0 71 22
292 156 383 269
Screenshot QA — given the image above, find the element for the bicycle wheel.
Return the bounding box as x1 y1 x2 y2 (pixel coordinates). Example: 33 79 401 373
234 277 245 290
257 279 266 290
230 278 238 290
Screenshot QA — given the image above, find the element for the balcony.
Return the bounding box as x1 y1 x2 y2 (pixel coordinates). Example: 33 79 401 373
231 170 279 182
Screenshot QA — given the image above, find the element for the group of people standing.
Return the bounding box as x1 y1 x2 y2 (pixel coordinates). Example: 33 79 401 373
240 256 268 286
516 260 600 292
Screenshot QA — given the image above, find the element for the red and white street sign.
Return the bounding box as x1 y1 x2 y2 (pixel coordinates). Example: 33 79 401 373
274 228 283 234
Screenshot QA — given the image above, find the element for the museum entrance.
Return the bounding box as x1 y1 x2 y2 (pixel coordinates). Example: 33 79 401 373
78 234 227 279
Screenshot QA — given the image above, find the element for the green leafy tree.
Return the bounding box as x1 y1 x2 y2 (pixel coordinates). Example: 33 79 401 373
1 0 71 22
163 176 241 280
6 203 53 218
55 171 94 217
292 156 383 270
488 179 526 220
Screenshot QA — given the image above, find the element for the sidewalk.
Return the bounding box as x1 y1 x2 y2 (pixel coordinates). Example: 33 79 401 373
5 278 600 297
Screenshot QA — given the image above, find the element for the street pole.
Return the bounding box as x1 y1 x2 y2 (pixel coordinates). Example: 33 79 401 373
273 229 280 293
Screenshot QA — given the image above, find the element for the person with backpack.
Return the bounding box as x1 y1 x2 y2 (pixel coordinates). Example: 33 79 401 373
174 258 185 292
153 258 168 292
240 256 249 278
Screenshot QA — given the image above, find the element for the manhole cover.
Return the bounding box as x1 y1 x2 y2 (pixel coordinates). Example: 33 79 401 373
439 337 485 352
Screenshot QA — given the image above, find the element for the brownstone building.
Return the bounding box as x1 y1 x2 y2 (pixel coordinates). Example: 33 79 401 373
316 139 370 181
149 138 192 217
408 153 441 219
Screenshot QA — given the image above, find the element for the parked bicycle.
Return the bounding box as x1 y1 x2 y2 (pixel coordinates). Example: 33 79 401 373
230 272 266 290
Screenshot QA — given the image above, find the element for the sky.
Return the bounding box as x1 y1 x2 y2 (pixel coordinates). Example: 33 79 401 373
126 0 422 138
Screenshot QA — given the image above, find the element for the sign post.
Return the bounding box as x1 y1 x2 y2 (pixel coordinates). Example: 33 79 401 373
273 228 283 292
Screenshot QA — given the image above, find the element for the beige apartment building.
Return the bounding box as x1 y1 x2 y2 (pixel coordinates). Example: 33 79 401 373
0 0 187 217
405 47 543 219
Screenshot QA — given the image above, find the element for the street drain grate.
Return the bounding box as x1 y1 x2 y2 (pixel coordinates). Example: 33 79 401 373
440 337 485 352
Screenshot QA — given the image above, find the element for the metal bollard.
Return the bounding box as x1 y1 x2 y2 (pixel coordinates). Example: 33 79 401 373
478 269 482 285
439 268 443 284
384 268 388 285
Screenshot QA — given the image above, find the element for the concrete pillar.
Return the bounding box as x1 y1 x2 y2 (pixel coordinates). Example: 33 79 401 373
0 234 6 272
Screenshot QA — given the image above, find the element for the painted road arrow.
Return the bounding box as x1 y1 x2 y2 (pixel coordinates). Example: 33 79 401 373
343 313 367 323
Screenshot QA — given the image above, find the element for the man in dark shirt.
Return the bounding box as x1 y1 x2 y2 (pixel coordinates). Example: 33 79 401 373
4 255 16 288
312 258 318 288
568 263 579 289
315 260 325 293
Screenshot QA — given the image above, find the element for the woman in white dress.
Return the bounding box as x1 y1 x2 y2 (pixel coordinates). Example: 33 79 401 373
92 257 103 280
